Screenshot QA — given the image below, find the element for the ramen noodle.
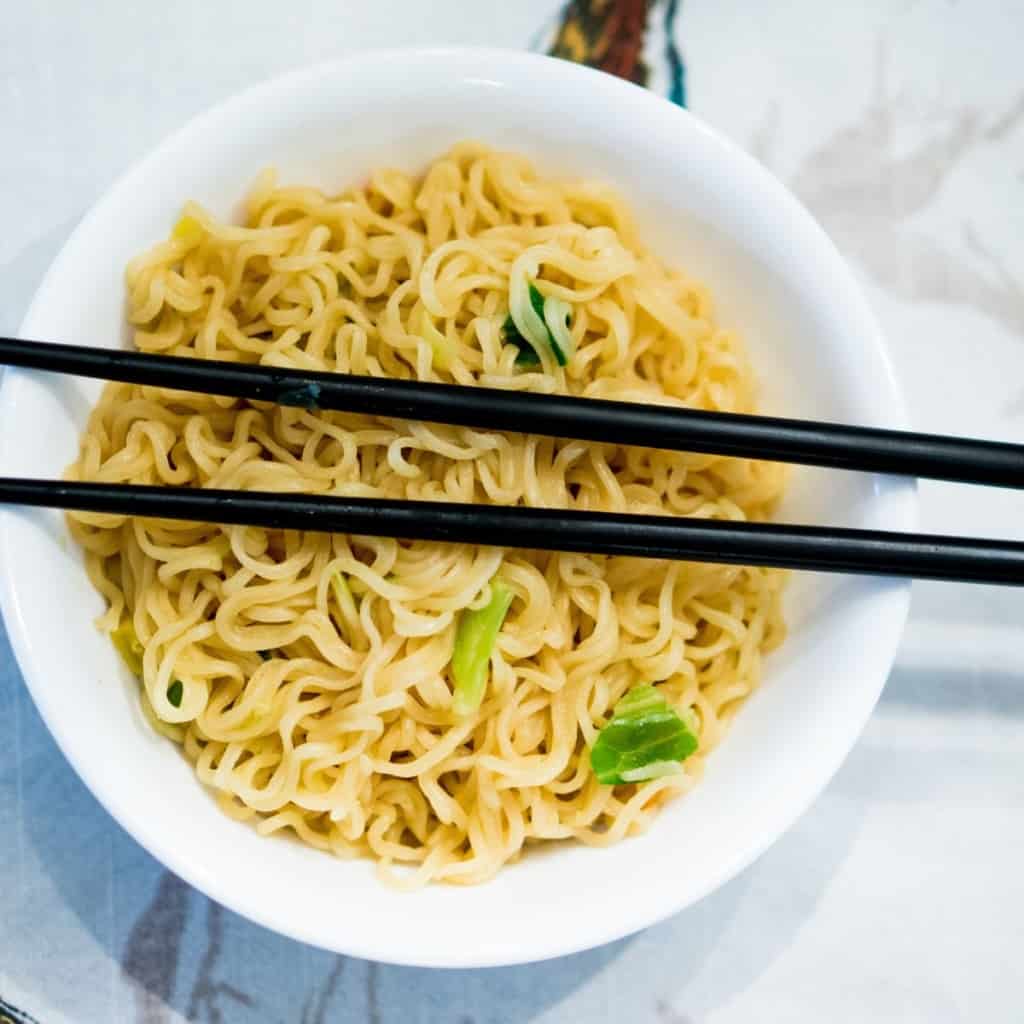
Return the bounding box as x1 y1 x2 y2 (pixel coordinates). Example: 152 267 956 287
67 144 787 886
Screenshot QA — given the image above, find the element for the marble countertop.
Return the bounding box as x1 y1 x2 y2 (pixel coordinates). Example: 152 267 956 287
2 2 1022 1021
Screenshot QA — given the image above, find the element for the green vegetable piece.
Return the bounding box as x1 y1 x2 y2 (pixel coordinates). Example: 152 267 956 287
619 760 684 783
529 283 568 366
590 685 699 785
528 281 547 322
502 314 541 367
503 282 572 369
615 684 665 717
451 579 514 716
110 618 144 677
167 680 184 708
541 294 573 365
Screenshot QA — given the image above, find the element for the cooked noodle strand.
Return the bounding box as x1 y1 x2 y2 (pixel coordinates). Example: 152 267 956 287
68 144 787 886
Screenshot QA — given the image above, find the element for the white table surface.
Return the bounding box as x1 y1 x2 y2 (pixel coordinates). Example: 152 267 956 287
2 2 1022 1021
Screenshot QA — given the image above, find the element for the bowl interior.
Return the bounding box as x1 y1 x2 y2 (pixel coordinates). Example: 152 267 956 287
0 49 914 967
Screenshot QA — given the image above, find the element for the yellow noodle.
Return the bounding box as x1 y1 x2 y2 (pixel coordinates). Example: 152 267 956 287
67 143 788 886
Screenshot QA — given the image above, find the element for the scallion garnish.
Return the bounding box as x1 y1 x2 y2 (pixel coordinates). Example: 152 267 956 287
502 315 541 367
541 293 573 363
506 280 573 368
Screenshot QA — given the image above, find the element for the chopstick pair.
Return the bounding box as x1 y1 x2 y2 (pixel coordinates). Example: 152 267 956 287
1 335 1023 586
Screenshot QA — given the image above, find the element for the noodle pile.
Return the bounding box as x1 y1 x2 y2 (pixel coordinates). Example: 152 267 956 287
67 143 787 885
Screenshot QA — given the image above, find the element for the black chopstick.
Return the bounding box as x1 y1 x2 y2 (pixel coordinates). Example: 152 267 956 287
4 478 1023 585
3 336 1023 489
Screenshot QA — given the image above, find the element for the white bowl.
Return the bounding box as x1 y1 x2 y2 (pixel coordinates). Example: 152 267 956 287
0 48 915 967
